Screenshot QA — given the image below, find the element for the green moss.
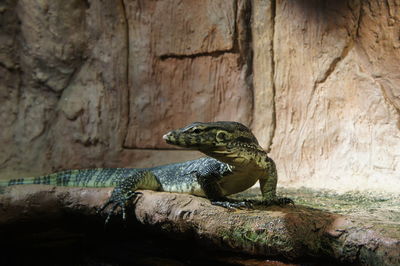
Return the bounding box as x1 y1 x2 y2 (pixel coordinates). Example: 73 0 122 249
220 225 266 245
218 222 296 256
233 187 400 240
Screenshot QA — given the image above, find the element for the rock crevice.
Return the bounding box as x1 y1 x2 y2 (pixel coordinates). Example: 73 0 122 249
269 0 277 153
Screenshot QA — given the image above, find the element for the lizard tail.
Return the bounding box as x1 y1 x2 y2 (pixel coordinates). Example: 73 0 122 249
0 169 123 188
0 173 59 187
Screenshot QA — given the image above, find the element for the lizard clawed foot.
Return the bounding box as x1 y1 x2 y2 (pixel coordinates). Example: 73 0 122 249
274 197 295 206
97 191 142 224
211 199 253 210
254 197 295 207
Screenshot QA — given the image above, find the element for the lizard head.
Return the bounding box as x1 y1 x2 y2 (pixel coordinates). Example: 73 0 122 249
163 121 263 156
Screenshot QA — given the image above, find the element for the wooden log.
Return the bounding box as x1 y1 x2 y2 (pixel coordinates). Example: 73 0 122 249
0 185 399 265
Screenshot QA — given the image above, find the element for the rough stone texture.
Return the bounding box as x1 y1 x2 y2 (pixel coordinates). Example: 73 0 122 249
0 0 252 179
123 0 252 148
270 0 400 192
251 0 275 151
125 53 252 148
0 0 130 177
0 0 400 193
152 0 236 56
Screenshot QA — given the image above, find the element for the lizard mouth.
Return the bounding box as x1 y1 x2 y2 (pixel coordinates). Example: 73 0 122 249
163 132 195 148
163 132 182 146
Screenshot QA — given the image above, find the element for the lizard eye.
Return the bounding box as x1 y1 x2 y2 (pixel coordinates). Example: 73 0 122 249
216 131 228 142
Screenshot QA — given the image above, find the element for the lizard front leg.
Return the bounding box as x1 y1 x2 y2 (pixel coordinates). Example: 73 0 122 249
98 171 162 224
259 178 294 206
196 163 251 210
198 174 250 209
258 159 294 206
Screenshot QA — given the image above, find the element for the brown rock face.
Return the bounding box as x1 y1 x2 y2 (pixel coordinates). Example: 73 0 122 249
1 0 399 192
124 53 252 148
270 0 400 192
123 0 252 148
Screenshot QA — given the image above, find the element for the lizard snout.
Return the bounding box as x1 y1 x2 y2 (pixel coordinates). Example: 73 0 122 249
163 131 176 144
162 133 169 140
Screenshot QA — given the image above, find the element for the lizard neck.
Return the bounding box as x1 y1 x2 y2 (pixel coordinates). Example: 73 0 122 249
201 145 271 171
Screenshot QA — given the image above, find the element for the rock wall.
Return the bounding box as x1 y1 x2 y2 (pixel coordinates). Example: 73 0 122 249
270 0 400 192
0 0 399 192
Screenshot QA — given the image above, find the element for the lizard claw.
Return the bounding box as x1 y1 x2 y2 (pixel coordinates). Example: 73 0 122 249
211 199 253 210
256 197 295 207
275 197 295 206
97 191 142 224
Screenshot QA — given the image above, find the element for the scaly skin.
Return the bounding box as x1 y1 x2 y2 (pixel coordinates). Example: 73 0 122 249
1 121 293 222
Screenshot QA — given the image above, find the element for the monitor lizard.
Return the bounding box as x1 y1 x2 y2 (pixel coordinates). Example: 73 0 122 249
0 121 293 223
